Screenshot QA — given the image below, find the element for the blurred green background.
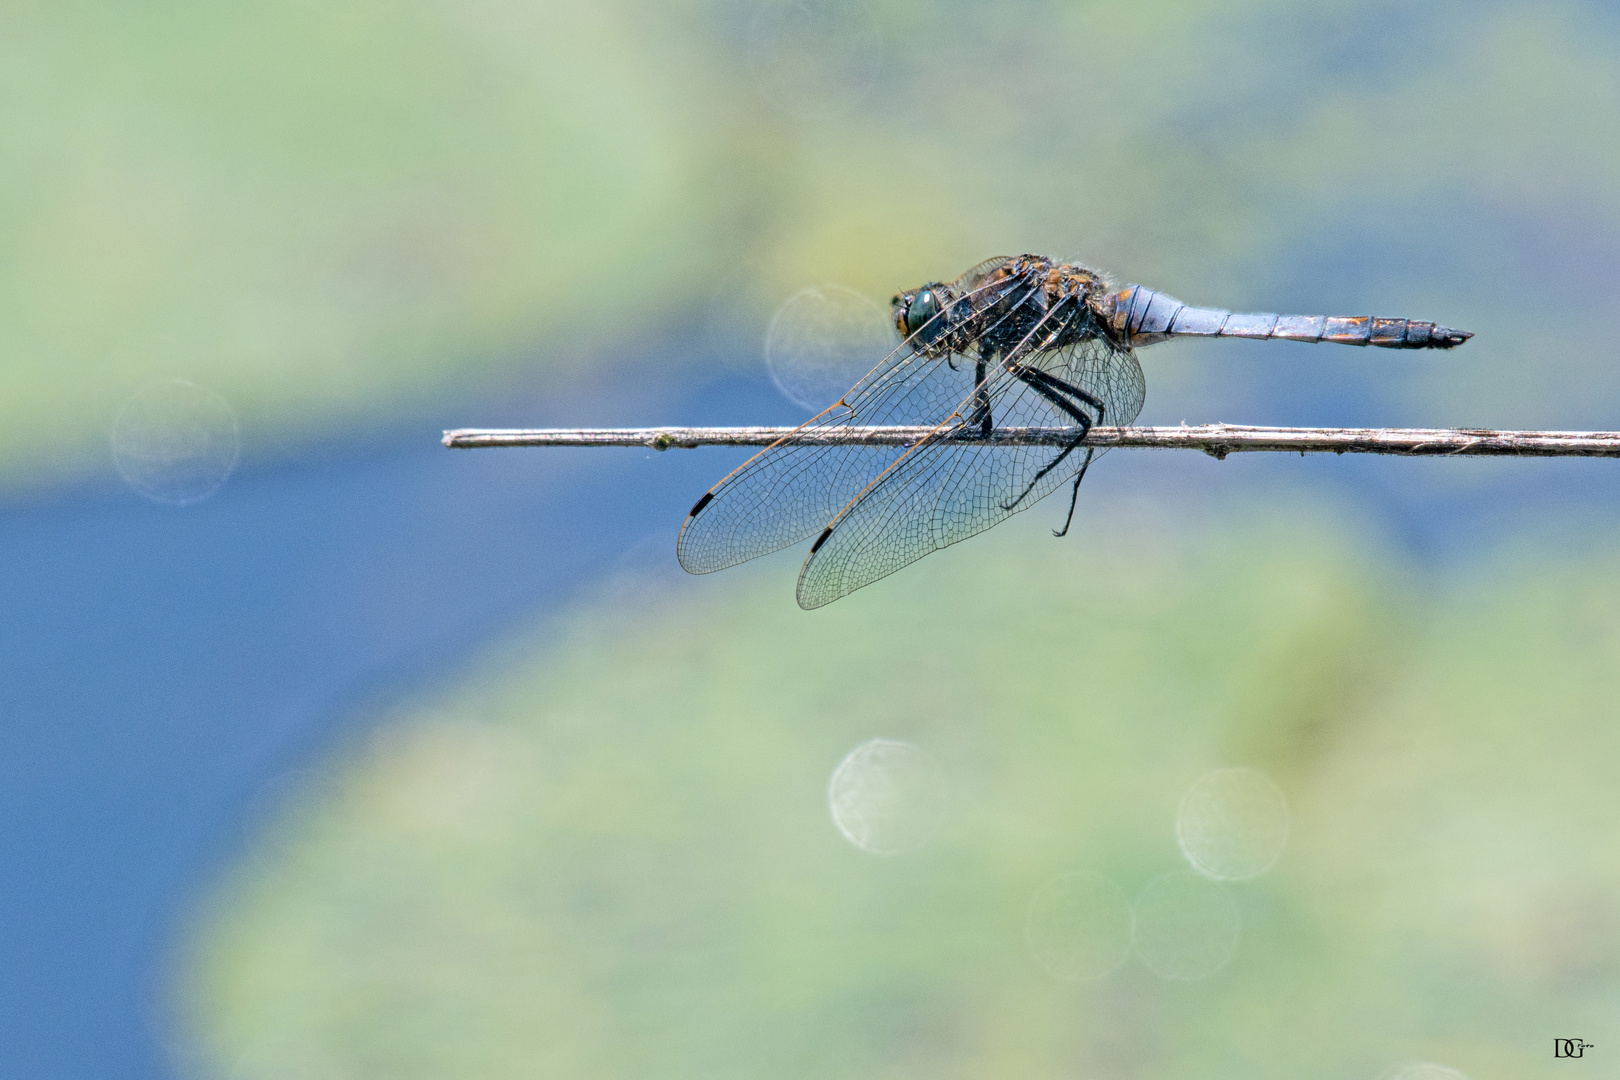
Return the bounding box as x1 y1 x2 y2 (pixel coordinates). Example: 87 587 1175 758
183 507 1620 1080
9 0 1620 1077
17 0 1620 487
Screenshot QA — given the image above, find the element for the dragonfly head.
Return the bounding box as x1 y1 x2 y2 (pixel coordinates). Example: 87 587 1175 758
892 284 949 347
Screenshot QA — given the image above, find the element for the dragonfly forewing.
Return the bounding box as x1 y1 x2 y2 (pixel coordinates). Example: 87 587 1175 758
678 344 969 574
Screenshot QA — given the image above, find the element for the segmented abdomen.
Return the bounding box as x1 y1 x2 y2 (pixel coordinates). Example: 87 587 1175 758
1108 286 1471 349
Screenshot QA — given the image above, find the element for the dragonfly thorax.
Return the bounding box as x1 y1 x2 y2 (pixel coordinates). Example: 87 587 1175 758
892 255 1116 360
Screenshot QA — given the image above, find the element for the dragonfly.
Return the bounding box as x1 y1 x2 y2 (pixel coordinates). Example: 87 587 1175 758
677 254 1472 609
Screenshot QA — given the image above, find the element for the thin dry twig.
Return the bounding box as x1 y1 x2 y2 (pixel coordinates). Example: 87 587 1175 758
442 424 1620 459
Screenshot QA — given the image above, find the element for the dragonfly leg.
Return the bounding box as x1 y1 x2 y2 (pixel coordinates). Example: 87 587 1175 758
968 355 994 437
998 365 1101 515
1053 448 1094 538
1026 367 1107 419
1025 369 1106 535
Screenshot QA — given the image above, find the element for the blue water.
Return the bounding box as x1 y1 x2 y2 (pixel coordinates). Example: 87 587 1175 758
1 331 1615 1077
0 348 797 1077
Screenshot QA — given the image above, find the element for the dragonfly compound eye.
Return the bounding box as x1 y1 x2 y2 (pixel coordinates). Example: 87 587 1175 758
904 289 943 341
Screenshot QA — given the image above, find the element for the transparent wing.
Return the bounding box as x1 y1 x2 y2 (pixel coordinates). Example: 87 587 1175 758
795 333 1145 609
676 268 1033 575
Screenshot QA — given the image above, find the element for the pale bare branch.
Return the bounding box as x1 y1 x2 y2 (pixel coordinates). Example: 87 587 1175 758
442 425 1620 459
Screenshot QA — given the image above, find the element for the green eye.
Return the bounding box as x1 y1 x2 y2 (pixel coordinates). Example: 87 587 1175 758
904 290 941 337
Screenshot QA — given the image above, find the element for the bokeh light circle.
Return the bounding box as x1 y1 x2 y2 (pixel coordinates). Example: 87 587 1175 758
764 285 895 412
111 378 240 506
1024 872 1133 981
1175 766 1290 881
1131 871 1241 981
827 737 945 855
